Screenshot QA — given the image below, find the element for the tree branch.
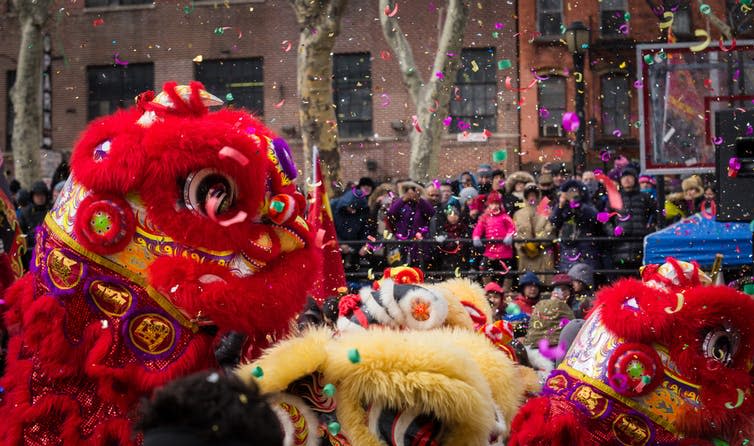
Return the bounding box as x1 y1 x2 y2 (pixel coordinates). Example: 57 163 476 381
378 0 424 105
696 0 733 39
424 0 470 106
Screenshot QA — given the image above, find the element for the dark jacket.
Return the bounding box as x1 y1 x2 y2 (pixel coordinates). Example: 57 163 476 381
609 188 657 266
333 189 370 241
549 181 601 271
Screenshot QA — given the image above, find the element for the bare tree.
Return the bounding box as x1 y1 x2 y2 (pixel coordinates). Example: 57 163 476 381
645 0 732 40
10 0 52 188
290 0 348 194
379 0 471 182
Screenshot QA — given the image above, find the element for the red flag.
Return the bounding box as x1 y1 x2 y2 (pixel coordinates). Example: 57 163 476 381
306 156 347 303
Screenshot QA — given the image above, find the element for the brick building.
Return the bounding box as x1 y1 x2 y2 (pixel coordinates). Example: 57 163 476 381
517 0 734 173
0 0 521 185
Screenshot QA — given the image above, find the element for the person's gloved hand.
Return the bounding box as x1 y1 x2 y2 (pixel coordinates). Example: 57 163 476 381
473 238 483 249
503 234 514 246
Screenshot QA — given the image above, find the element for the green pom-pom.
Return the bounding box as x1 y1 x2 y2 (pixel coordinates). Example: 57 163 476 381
323 383 336 397
327 421 341 436
347 348 360 364
251 366 264 378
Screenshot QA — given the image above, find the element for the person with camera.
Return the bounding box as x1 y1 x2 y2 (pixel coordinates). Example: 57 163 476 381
386 181 435 267
549 180 601 272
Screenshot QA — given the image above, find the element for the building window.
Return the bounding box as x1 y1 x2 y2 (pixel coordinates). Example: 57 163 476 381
727 0 754 36
87 63 154 121
333 53 372 139
449 48 497 133
195 58 263 116
538 76 566 137
537 0 563 37
6 70 14 153
601 73 631 137
600 0 627 37
671 3 692 38
85 0 152 6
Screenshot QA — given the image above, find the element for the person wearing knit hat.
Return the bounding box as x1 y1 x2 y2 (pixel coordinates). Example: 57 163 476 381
664 174 705 223
567 263 595 318
503 171 535 216
550 180 601 272
610 165 657 270
473 190 516 292
537 173 556 202
458 186 479 208
513 182 556 286
511 271 542 316
638 174 657 200
484 281 505 319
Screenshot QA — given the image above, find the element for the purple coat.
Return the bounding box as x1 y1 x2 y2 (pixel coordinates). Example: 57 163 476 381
387 198 435 263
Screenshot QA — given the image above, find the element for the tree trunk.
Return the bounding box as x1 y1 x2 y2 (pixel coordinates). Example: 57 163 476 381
291 0 347 196
380 0 471 183
10 0 51 189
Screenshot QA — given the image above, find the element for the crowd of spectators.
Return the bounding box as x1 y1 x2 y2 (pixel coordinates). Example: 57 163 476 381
332 158 718 294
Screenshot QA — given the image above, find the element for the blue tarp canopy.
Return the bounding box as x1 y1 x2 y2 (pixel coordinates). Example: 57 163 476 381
643 213 752 266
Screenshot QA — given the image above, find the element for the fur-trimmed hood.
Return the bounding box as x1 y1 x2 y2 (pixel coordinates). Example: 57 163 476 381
505 171 536 194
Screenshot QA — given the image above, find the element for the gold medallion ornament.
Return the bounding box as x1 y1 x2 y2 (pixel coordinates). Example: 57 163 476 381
612 413 651 446
46 248 84 290
128 313 176 355
89 280 132 317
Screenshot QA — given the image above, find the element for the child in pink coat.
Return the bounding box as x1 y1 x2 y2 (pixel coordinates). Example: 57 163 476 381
472 191 516 291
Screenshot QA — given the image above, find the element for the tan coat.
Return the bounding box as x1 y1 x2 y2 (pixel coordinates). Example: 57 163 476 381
513 201 555 285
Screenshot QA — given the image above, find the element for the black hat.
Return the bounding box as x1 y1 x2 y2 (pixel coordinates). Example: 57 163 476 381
620 167 638 179
357 177 375 189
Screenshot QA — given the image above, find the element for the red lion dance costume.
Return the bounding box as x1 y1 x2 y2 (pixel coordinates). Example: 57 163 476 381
509 258 754 445
0 82 320 445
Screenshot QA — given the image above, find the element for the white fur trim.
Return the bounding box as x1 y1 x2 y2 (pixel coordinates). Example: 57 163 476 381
337 315 366 333
397 287 448 330
378 279 407 325
524 346 555 373
489 404 507 445
361 283 397 326
269 393 320 446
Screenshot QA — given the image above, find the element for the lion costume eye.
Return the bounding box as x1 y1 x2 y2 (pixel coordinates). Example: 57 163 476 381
183 169 237 218
703 328 740 367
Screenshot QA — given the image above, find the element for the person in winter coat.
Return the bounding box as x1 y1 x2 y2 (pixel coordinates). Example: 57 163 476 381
503 171 535 217
472 191 516 290
433 201 469 271
665 175 705 223
549 180 601 272
513 183 555 286
608 167 657 270
484 281 506 320
537 173 557 202
511 271 543 316
581 171 608 212
567 263 595 318
386 181 435 267
333 179 372 241
639 174 657 201
19 181 51 268
457 171 478 191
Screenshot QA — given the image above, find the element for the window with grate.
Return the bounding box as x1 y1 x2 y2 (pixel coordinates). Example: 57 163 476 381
538 76 566 137
87 63 154 121
537 0 563 37
85 0 153 7
449 48 497 133
601 73 631 137
727 0 754 36
600 0 628 37
333 53 372 139
671 3 692 38
195 58 264 116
